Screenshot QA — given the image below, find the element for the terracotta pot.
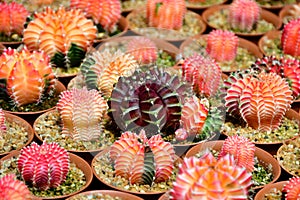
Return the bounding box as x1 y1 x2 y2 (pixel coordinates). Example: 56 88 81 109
185 0 228 10
259 2 295 10
0 41 22 49
254 181 288 200
126 9 206 42
66 190 144 200
279 4 296 24
0 150 93 200
180 34 263 73
0 112 34 157
0 42 5 55
202 5 282 37
258 30 281 56
185 140 281 190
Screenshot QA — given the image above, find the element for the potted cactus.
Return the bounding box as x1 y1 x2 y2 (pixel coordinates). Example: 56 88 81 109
0 142 93 199
202 0 282 37
126 0 206 41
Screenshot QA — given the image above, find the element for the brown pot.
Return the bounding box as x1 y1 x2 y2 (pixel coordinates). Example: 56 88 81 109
279 4 296 24
185 140 281 190
0 112 34 157
66 190 144 200
180 34 263 73
254 181 288 200
0 150 93 200
258 30 281 56
259 2 295 11
126 9 206 42
0 42 5 55
185 0 228 10
202 5 282 37
0 41 22 49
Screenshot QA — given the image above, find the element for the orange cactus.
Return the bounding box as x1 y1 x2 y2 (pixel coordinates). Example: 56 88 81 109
146 0 186 30
283 177 300 200
0 48 56 107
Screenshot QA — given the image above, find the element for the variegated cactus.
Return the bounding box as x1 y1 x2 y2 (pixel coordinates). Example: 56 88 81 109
0 109 6 136
180 53 222 97
0 48 56 107
18 142 70 191
126 37 158 64
170 152 252 199
0 2 29 41
70 0 121 32
281 18 300 57
223 71 293 132
253 56 300 99
23 7 97 69
80 49 138 98
56 87 107 141
228 0 261 32
219 135 255 172
206 30 239 62
283 177 300 200
109 130 175 185
146 0 186 30
0 174 32 200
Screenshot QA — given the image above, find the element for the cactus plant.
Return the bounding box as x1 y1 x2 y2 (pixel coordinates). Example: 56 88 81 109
109 130 175 185
228 0 261 32
180 53 222 97
281 18 300 57
126 37 158 64
23 7 97 71
0 174 32 200
80 49 138 98
283 177 300 200
219 135 255 172
70 0 121 32
223 71 293 132
109 66 193 138
0 2 29 42
56 87 107 141
18 142 70 191
170 152 252 199
206 30 239 62
146 0 186 30
0 48 56 107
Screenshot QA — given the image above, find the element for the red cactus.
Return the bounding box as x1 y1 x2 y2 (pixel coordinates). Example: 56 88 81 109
281 18 300 57
170 152 252 199
109 130 175 185
126 37 158 64
56 87 107 141
181 53 222 97
0 2 29 37
219 135 255 172
18 142 70 190
0 109 6 135
283 177 300 200
146 0 186 30
228 0 261 32
0 174 32 200
70 0 121 32
206 30 239 62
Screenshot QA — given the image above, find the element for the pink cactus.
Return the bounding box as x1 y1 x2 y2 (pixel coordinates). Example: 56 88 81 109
0 174 32 200
219 135 255 172
109 130 175 185
56 87 107 141
180 53 222 97
281 18 300 57
18 142 70 190
206 30 239 62
228 0 261 32
283 177 300 200
146 0 186 30
126 37 158 64
170 152 252 199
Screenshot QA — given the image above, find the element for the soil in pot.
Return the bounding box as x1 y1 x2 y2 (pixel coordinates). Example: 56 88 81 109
121 0 146 13
254 181 287 200
66 190 144 200
256 0 296 10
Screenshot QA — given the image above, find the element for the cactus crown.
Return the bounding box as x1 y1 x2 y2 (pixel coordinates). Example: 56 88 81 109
228 0 261 32
18 142 70 191
109 130 175 185
170 152 252 199
146 0 186 30
0 109 6 136
23 7 97 69
281 18 300 57
206 30 239 62
283 177 300 200
57 87 107 141
0 174 32 200
0 48 56 107
0 2 29 39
